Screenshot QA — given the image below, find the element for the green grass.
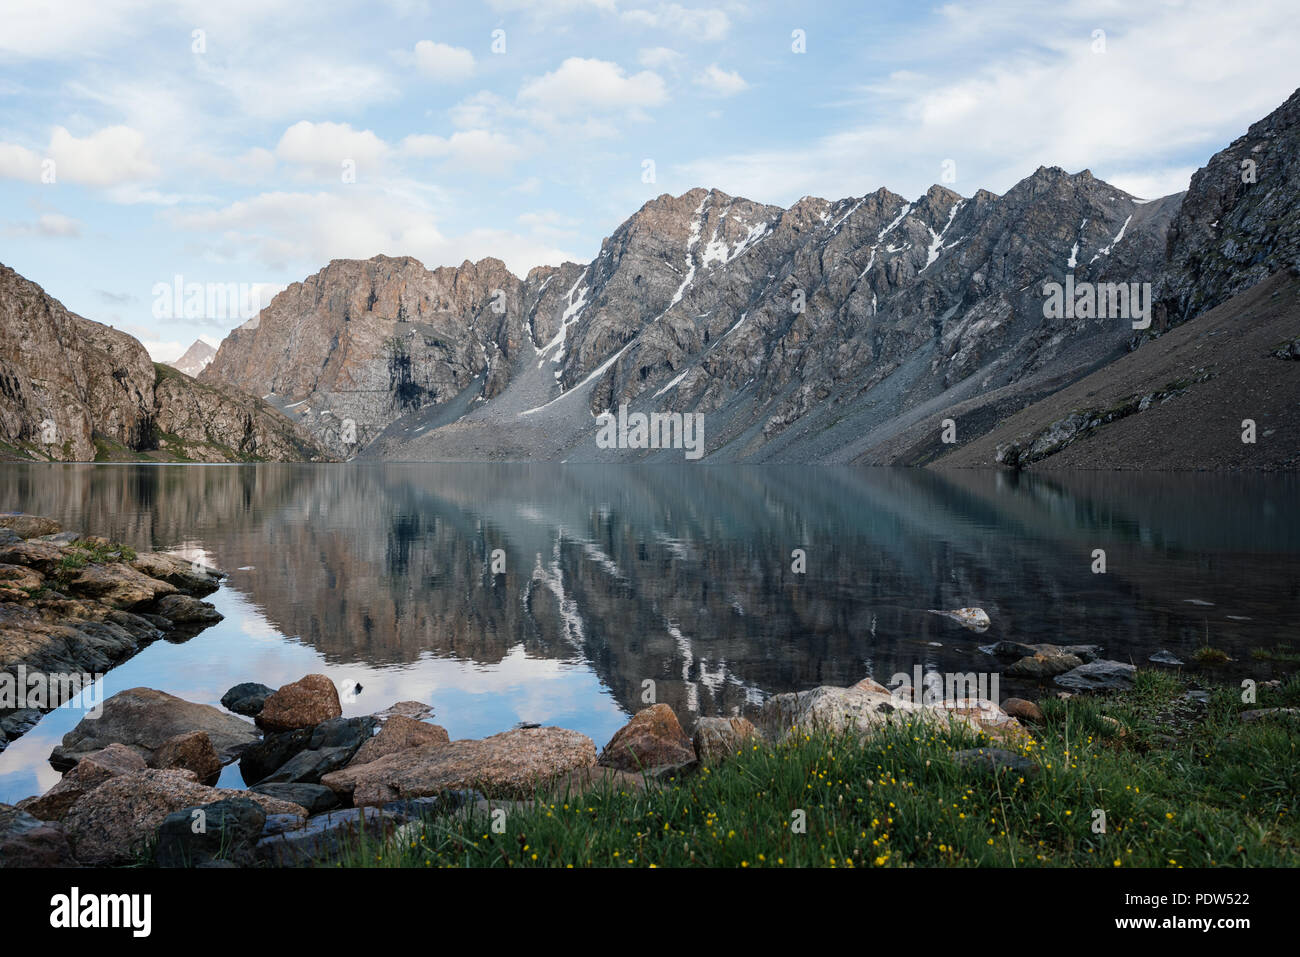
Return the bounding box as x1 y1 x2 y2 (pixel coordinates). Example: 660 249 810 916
334 670 1300 869
56 538 138 575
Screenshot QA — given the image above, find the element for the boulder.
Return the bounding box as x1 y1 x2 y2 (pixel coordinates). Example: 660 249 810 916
986 641 1101 662
373 700 434 722
1055 660 1137 691
350 715 448 766
64 563 177 610
221 682 274 716
598 704 696 773
129 552 223 596
0 540 68 575
322 727 597 806
152 594 222 624
545 766 649 800
147 731 222 784
309 715 378 752
1005 652 1084 679
1000 698 1045 723
0 803 78 867
1149 650 1185 665
254 745 355 786
0 514 62 539
256 674 341 732
50 687 260 771
927 607 991 632
19 743 146 821
62 769 306 865
238 727 313 785
154 797 266 868
251 782 340 814
254 807 390 867
692 716 763 765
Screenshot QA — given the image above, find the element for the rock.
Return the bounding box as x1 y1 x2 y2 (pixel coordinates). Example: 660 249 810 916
1005 652 1084 679
19 743 147 821
221 682 274 716
1149 650 1185 665
256 674 341 732
1055 660 1137 691
254 807 392 866
0 514 62 539
1000 698 1045 723
309 715 378 752
598 704 696 773
154 797 266 868
0 540 70 575
1240 708 1300 723
350 715 448 766
322 727 597 806
952 748 1037 775
129 552 223 596
147 731 222 784
51 687 260 771
692 716 763 765
986 640 1101 662
0 708 42 739
0 803 78 867
251 783 340 814
1097 715 1127 737
543 766 649 800
63 563 177 610
372 700 434 722
238 727 313 785
760 683 1027 745
927 607 991 632
851 676 893 695
62 769 306 866
254 745 356 786
152 594 222 624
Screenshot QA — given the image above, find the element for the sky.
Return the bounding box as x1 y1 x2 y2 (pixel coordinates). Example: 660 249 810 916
1 0 1298 361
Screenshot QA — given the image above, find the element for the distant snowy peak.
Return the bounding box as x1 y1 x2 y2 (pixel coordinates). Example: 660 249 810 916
167 339 217 378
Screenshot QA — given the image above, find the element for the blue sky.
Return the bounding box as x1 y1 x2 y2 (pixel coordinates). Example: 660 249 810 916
2 0 1298 360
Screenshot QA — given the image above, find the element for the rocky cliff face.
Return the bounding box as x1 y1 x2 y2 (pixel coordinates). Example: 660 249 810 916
1155 87 1300 330
197 88 1299 465
0 265 328 463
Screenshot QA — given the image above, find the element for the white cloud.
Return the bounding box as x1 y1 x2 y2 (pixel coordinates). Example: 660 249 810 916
4 213 83 238
165 189 581 276
694 64 747 96
412 40 476 81
519 57 668 115
638 46 683 69
400 129 521 173
623 4 731 42
0 126 157 186
276 121 391 174
198 56 397 120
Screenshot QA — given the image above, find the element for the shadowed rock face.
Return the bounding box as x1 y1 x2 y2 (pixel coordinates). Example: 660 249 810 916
0 264 329 463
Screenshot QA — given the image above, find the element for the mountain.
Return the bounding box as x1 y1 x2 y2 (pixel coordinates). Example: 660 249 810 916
196 89 1300 468
167 339 217 378
0 264 330 463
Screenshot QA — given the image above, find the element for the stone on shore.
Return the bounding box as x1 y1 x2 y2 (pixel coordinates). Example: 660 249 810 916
147 730 222 784
154 797 266 868
64 562 178 610
129 552 223 596
254 807 390 866
256 674 341 732
1055 660 1137 691
51 687 260 771
322 727 597 806
62 768 306 866
221 682 274 716
692 716 762 765
0 514 63 539
1005 652 1084 679
239 727 313 785
152 593 222 624
350 715 448 766
19 743 147 821
544 766 649 800
251 782 340 814
1001 697 1045 723
598 704 696 773
0 803 78 867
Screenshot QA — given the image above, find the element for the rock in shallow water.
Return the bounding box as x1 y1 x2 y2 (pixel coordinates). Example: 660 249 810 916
51 687 260 771
256 674 342 732
1054 660 1137 691
927 607 992 632
221 682 274 716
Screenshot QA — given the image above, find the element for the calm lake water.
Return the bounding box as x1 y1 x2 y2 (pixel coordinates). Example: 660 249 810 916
1 463 1297 803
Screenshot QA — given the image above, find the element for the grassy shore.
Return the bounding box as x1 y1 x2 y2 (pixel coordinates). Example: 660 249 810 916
339 671 1299 868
